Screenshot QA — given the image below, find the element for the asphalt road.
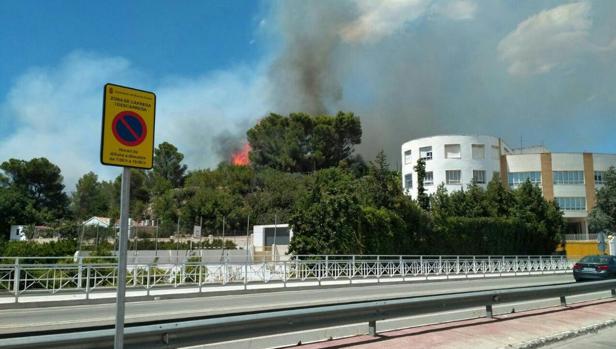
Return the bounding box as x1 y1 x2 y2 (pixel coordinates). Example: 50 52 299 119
0 274 574 336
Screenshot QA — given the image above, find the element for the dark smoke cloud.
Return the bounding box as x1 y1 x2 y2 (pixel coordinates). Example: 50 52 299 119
267 1 354 115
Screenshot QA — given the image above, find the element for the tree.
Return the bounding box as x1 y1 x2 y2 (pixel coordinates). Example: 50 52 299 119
512 180 564 253
245 168 312 225
364 150 395 208
180 163 255 235
289 168 362 255
289 152 430 255
247 111 362 172
0 187 37 239
152 142 187 188
430 184 452 218
588 167 616 233
358 153 429 254
485 176 514 217
428 177 564 255
414 158 429 210
0 158 69 221
112 170 150 219
71 172 109 219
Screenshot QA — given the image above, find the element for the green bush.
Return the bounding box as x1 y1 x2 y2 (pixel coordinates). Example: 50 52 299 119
428 216 555 255
0 240 77 261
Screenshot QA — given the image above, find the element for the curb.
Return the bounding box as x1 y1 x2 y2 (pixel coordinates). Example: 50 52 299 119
505 318 616 349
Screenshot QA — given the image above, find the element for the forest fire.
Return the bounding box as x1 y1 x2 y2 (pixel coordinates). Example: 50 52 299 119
231 143 251 166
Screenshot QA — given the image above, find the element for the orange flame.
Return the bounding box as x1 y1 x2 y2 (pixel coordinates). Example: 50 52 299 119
231 143 251 166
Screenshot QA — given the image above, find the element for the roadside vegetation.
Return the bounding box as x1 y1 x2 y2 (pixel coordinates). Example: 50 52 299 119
3 111 607 257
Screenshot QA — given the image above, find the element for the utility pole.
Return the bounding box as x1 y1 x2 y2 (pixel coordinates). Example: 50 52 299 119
199 216 203 250
273 214 278 262
176 217 180 265
222 216 226 263
155 219 159 258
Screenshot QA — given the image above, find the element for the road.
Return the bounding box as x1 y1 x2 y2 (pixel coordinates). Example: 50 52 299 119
0 274 574 336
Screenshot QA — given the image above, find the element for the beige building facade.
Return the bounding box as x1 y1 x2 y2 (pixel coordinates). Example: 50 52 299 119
402 135 616 237
502 151 616 236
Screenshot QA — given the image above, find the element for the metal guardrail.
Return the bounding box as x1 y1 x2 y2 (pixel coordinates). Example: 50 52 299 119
0 255 570 302
2 279 615 349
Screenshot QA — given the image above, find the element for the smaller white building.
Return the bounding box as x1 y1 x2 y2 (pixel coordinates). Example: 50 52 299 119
9 225 27 241
252 224 293 249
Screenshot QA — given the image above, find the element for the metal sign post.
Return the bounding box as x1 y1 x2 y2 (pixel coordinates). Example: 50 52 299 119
101 83 155 349
114 167 131 349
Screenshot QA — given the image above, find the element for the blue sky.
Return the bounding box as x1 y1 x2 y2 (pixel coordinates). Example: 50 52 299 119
0 1 264 97
1 1 616 190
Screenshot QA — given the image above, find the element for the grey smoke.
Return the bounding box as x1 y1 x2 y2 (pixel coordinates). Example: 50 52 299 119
265 0 616 162
267 1 354 115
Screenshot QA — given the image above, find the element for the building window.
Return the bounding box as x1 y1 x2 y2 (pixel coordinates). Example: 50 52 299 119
473 170 486 184
472 144 485 160
444 144 461 159
555 197 586 211
419 146 432 160
446 170 461 184
404 150 412 165
404 174 413 189
424 171 433 186
595 171 606 185
491 145 500 160
553 171 584 185
508 171 541 187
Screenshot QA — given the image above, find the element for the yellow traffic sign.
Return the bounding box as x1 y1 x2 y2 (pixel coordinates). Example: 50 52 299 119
101 83 156 169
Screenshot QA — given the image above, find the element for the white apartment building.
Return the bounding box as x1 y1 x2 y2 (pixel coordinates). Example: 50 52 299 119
401 135 616 235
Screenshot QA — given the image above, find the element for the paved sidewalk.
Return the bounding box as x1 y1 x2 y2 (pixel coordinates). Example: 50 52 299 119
292 298 616 349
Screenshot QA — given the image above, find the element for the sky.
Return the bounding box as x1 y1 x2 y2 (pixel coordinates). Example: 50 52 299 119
1 0 615 191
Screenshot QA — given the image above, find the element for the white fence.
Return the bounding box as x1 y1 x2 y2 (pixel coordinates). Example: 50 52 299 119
0 255 570 302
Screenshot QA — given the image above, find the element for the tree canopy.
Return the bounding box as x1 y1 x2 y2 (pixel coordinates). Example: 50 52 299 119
289 153 430 256
0 158 68 222
428 178 564 254
152 141 187 188
0 120 567 257
589 167 616 233
71 172 111 219
414 158 429 210
247 112 362 172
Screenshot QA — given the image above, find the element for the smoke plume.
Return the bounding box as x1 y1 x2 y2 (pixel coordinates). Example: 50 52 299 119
266 0 616 162
267 1 354 115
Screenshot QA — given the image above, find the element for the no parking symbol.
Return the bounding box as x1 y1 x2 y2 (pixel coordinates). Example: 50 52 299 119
112 111 147 147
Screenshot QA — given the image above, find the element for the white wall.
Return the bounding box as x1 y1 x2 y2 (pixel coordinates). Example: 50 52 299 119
401 135 503 199
551 153 583 170
9 225 26 241
593 154 616 171
504 154 541 173
252 224 293 248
